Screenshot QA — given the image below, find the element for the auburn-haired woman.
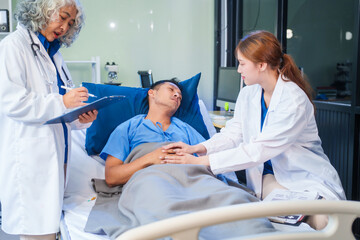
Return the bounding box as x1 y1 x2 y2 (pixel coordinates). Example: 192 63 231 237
162 30 346 230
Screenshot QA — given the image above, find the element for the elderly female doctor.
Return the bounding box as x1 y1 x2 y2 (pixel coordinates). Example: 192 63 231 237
163 31 346 230
0 0 97 239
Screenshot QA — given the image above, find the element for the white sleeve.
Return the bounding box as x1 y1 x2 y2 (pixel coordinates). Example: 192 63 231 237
209 99 308 175
70 119 92 130
202 93 244 154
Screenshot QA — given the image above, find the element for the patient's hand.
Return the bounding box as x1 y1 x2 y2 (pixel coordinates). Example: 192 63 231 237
105 148 175 186
142 147 174 165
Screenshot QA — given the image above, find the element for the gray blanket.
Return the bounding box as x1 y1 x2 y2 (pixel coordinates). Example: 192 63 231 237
84 142 276 239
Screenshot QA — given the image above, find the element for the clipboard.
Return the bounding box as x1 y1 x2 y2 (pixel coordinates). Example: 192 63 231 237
45 95 126 124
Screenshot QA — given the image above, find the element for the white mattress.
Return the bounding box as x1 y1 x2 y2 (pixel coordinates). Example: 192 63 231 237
62 129 108 240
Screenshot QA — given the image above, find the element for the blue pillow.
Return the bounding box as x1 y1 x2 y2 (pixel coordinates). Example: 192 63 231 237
83 73 210 156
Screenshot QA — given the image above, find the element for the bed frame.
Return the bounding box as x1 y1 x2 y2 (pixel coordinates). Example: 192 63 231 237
117 200 360 240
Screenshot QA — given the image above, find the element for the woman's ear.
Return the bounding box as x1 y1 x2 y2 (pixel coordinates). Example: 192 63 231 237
258 62 268 72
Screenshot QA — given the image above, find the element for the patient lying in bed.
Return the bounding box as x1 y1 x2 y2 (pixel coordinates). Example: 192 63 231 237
84 80 276 239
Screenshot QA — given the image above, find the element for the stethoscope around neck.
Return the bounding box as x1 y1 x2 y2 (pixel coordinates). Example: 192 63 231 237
27 29 56 87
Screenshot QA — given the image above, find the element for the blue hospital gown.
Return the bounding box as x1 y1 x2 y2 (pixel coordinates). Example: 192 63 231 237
100 114 205 162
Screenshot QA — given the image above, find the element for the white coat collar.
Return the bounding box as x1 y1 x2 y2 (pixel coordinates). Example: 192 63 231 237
267 74 286 113
17 24 66 86
250 84 262 134
17 24 55 67
17 24 40 47
251 84 262 106
249 74 286 133
251 74 286 112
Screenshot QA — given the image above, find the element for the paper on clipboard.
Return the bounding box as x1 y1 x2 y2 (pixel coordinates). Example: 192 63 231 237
44 95 126 124
263 189 319 225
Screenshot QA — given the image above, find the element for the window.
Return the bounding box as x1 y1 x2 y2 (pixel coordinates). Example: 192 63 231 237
242 0 277 36
287 0 356 104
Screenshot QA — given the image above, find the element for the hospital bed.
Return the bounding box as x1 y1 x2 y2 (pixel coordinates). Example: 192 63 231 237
60 77 360 240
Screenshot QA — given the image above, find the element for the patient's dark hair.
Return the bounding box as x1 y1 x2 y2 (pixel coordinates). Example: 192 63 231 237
150 78 182 92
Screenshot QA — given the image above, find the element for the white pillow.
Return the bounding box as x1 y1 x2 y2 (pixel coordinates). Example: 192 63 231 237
198 100 217 137
64 129 105 198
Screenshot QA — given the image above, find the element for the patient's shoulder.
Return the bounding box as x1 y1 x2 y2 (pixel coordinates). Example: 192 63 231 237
112 114 146 133
129 114 146 122
170 117 193 131
171 117 202 134
121 114 146 126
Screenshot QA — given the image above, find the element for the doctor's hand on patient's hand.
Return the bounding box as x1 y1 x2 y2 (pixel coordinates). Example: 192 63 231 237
161 153 210 166
63 87 90 108
162 142 194 154
162 142 207 155
78 110 98 124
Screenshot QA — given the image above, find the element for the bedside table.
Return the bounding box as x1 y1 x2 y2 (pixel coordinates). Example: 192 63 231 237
208 111 234 129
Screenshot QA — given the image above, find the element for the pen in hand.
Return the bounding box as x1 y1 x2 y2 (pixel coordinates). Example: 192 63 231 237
60 85 97 98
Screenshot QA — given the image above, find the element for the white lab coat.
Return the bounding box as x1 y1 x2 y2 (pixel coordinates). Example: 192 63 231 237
203 75 346 201
0 24 87 234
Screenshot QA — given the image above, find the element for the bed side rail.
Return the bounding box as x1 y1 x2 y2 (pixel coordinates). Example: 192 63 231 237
116 200 360 240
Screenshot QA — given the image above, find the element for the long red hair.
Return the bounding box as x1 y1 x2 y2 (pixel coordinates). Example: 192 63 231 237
235 30 314 104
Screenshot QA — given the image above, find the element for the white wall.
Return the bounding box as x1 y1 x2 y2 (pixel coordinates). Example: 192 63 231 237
60 0 215 109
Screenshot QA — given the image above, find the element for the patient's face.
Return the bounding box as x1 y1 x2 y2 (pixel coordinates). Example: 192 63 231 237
153 82 182 112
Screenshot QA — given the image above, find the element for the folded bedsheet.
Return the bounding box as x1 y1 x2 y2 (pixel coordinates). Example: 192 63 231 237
84 142 277 240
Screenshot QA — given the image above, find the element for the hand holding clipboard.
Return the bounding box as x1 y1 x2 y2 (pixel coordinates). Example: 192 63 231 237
45 95 125 124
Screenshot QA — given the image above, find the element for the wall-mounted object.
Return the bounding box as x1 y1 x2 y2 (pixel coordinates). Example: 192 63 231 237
137 70 153 88
0 9 9 32
105 62 119 84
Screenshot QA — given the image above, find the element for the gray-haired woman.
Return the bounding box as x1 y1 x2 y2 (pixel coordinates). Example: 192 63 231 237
0 0 97 239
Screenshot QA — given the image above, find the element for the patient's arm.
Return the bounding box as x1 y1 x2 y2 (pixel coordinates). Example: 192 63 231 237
105 147 167 187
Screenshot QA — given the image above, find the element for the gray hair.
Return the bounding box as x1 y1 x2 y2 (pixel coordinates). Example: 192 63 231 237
15 0 85 47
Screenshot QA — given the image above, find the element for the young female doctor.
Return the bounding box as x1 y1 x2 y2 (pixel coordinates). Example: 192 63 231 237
0 0 97 239
162 31 346 230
